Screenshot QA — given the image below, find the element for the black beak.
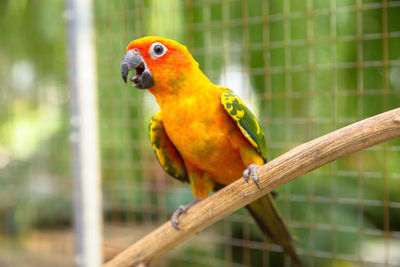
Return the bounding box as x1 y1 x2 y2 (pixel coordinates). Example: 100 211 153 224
120 49 154 89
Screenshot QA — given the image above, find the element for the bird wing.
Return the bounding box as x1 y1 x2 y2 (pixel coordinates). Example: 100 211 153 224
149 112 188 182
221 89 302 265
221 89 268 162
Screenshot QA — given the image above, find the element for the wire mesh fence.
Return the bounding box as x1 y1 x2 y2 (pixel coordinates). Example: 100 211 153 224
0 0 400 266
98 0 400 266
0 1 74 266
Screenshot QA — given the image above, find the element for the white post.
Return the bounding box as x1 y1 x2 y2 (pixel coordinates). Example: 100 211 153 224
66 0 102 266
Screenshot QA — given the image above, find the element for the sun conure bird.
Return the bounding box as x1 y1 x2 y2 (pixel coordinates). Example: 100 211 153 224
120 36 302 265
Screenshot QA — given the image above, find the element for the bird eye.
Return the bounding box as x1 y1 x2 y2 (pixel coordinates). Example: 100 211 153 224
154 45 163 54
149 42 167 59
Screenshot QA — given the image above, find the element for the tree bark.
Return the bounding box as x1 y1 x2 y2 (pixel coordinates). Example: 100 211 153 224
104 108 400 267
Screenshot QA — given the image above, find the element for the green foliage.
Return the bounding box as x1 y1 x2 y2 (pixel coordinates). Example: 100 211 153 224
0 0 71 236
1 0 399 266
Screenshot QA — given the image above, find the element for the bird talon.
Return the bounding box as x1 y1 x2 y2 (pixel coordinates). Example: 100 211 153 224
172 220 181 230
252 173 261 189
244 164 261 190
243 169 250 183
171 206 186 230
170 198 203 230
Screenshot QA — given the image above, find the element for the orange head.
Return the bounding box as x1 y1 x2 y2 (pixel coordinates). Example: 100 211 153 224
120 36 200 91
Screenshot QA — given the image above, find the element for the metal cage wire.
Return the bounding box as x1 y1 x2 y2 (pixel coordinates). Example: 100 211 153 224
97 0 400 266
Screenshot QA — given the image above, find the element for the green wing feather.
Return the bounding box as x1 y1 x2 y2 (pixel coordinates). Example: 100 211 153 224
221 90 302 265
149 112 188 183
221 89 268 162
246 195 303 266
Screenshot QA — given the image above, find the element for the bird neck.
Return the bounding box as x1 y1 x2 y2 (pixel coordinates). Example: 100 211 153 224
148 67 216 109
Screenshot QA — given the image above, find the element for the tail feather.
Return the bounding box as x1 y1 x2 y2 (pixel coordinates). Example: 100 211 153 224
246 194 303 266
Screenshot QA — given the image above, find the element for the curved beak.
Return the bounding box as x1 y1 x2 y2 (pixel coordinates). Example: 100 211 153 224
120 49 154 89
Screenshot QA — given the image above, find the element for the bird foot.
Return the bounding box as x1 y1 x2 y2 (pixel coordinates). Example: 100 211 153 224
171 197 203 230
243 164 261 189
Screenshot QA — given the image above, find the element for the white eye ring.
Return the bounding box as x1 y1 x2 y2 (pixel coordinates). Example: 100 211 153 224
149 42 167 59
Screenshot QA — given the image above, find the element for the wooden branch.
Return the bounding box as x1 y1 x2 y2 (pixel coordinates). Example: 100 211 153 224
104 108 400 267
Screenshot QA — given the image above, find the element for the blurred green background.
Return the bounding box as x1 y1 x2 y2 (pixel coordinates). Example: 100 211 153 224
1 0 400 266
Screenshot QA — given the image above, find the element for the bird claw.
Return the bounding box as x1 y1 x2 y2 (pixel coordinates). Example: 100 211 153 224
171 205 186 230
243 164 261 189
171 198 203 230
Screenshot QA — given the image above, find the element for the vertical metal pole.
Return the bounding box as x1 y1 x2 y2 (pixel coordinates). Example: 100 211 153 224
66 0 102 266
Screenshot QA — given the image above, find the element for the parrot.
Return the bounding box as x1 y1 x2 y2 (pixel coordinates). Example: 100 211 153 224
120 36 302 266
